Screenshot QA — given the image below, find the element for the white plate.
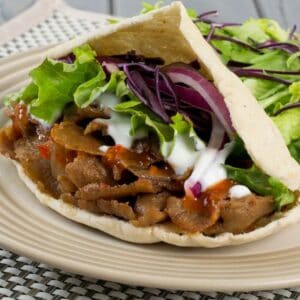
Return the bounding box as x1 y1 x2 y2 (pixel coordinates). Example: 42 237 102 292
1 48 300 292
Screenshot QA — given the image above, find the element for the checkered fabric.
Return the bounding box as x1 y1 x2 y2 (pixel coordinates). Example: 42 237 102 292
0 10 299 300
0 10 100 57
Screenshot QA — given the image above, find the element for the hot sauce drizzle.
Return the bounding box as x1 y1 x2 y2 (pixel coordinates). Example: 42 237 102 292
183 179 234 215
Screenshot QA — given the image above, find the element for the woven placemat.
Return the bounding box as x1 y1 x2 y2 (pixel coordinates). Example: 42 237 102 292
0 8 300 300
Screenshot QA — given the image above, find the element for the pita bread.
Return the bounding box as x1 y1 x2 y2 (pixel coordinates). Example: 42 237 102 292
14 160 300 247
6 2 300 246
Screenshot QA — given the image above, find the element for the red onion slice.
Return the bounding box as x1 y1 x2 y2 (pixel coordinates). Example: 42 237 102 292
164 64 234 136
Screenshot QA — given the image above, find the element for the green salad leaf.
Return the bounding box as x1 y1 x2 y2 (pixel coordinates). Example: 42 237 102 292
272 107 300 163
289 140 300 163
4 82 38 106
140 1 163 14
224 18 288 44
29 44 101 124
74 71 129 108
272 107 300 145
211 39 260 64
225 165 295 209
115 99 174 155
114 101 202 156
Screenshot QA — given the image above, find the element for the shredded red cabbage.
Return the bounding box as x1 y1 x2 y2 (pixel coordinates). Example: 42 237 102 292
196 10 218 20
210 34 261 52
123 64 170 123
257 41 300 54
289 25 298 41
115 60 233 141
231 68 300 76
231 68 292 85
273 102 300 116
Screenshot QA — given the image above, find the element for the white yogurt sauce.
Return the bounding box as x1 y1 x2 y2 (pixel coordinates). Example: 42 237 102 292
185 143 233 192
95 93 147 148
167 135 202 175
229 185 251 198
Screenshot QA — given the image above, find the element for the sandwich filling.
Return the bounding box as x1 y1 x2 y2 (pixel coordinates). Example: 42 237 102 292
0 44 297 235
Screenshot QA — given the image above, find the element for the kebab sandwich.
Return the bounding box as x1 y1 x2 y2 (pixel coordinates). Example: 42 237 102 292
0 2 299 247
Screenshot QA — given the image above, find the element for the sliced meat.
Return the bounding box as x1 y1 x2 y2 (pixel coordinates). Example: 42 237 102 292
84 119 108 135
77 198 135 220
132 192 169 227
132 138 162 158
103 145 161 181
133 164 174 181
49 142 77 193
96 199 136 220
205 195 274 235
77 198 101 213
0 125 19 158
62 193 136 220
61 193 77 205
57 175 77 194
15 137 59 197
165 196 222 233
49 142 75 178
64 106 108 122
7 103 35 137
103 145 158 171
65 152 112 188
51 121 103 155
102 144 184 190
77 178 161 201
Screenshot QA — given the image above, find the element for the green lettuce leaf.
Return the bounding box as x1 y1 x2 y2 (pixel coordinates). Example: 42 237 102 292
114 101 203 156
289 140 300 163
250 50 300 71
225 165 295 209
4 82 38 106
29 44 101 124
272 108 300 145
114 99 174 155
289 81 300 102
74 70 130 108
140 1 163 14
211 39 260 64
224 18 288 44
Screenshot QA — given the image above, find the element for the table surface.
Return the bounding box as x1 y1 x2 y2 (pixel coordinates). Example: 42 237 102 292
0 1 300 299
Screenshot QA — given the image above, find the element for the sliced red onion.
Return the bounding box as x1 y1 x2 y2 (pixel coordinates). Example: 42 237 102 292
102 61 119 73
164 64 234 136
97 57 121 74
208 115 226 149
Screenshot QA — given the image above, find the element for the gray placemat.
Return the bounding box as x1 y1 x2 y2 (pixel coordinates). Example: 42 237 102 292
0 8 299 300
